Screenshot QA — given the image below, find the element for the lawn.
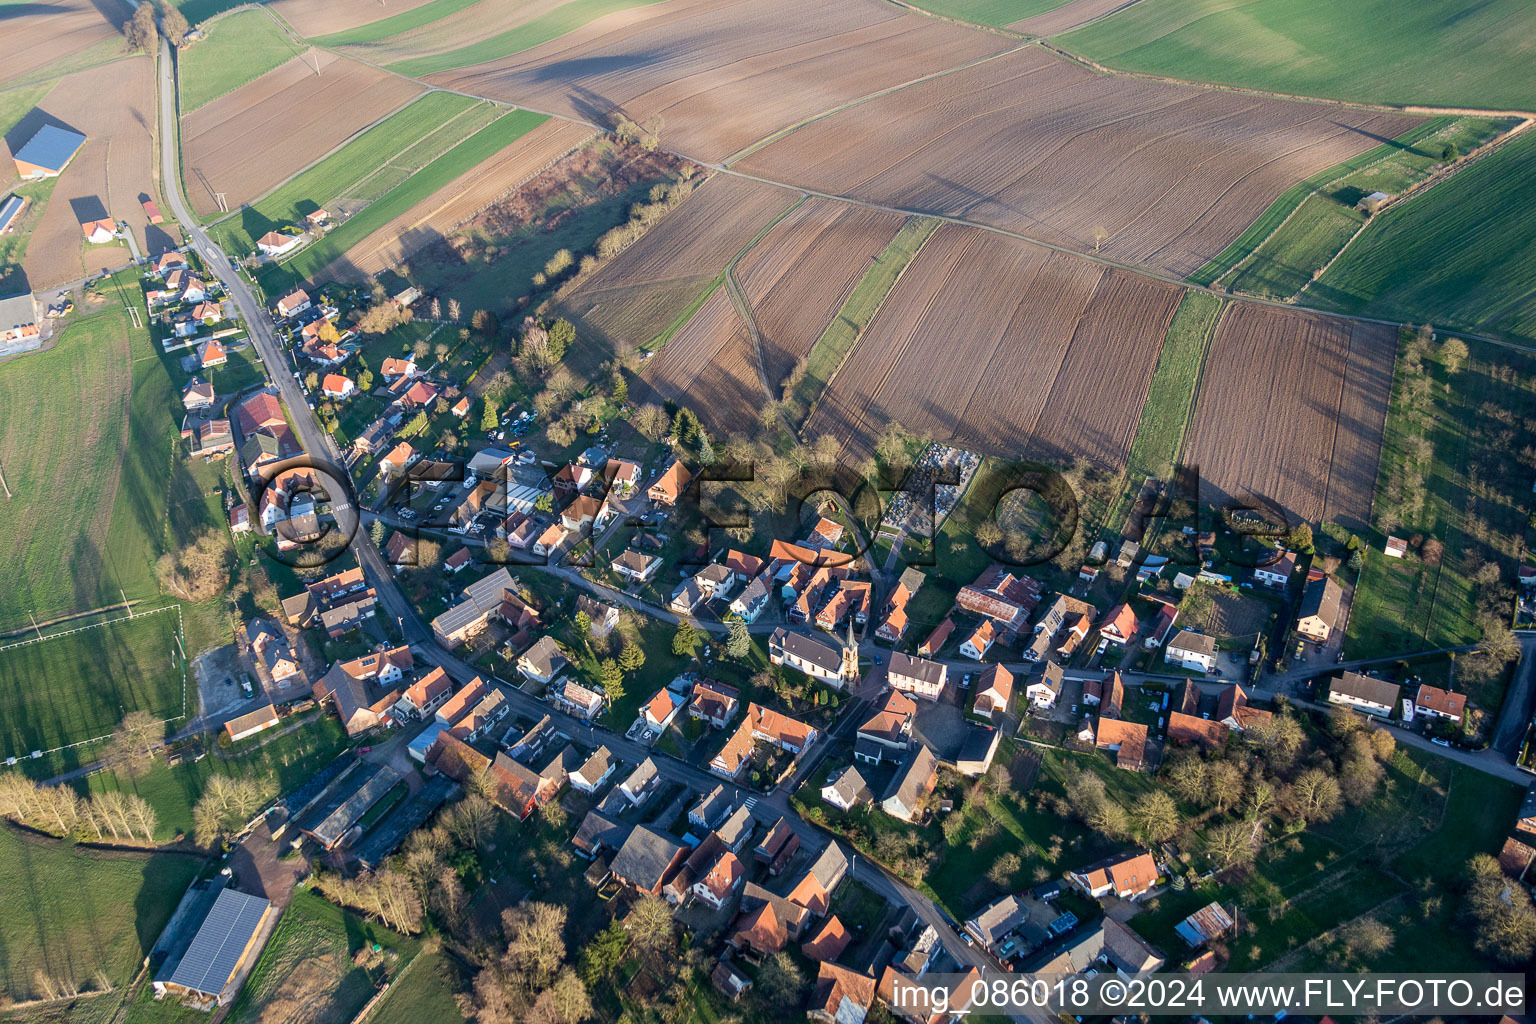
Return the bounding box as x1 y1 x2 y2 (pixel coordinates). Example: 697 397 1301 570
205 92 491 254
312 0 485 45
388 0 673 77
793 216 940 426
1117 290 1220 489
369 950 470 1024
901 0 1075 26
85 713 351 841
1305 127 1536 342
0 824 203 1001
177 9 305 112
0 302 175 632
257 109 549 294
228 888 419 1024
0 607 186 758
1056 0 1536 110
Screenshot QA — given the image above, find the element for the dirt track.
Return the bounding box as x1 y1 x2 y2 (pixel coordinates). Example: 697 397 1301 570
182 51 423 219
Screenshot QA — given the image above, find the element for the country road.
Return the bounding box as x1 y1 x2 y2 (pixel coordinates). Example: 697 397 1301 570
151 39 1035 1006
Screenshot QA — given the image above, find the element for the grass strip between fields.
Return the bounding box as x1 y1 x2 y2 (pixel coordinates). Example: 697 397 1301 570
312 0 487 45
903 0 1071 28
178 8 306 112
792 216 940 425
1186 117 1457 288
206 91 483 253
259 108 550 292
387 0 672 77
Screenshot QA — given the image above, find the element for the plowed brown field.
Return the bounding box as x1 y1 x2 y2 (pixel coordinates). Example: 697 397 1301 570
23 57 160 290
632 286 762 435
736 47 1422 277
1181 304 1396 527
1012 0 1130 36
424 0 1011 162
556 172 797 374
735 198 905 393
2 0 122 88
182 52 423 219
324 118 596 279
268 0 444 38
806 225 1182 467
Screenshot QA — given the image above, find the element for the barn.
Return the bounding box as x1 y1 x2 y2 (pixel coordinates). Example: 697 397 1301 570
11 124 86 178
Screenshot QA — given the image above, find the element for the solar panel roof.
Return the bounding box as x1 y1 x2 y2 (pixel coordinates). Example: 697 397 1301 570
162 888 270 996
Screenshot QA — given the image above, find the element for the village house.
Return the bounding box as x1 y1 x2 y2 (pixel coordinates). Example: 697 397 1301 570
256 230 301 257
1296 576 1343 643
180 377 215 410
1026 593 1096 662
648 459 693 506
1069 850 1160 900
1098 603 1139 645
397 666 452 718
881 744 939 823
957 563 1043 633
855 688 916 765
729 576 772 623
876 567 925 643
959 619 996 660
575 595 620 637
612 549 660 584
513 635 567 686
1165 629 1217 673
435 678 490 729
380 356 415 380
710 703 817 779
570 746 617 793
604 458 641 494
973 663 1014 718
274 289 310 318
1328 671 1400 717
224 702 279 743
1413 683 1467 723
689 679 740 728
918 617 954 656
248 618 304 695
1094 718 1148 771
1025 661 1065 709
619 757 662 805
642 688 685 732
820 764 872 811
430 567 517 647
552 679 606 721
887 651 948 700
1253 550 1297 589
321 374 355 399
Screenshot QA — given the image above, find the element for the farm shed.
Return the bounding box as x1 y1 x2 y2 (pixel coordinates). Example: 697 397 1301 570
293 760 402 849
153 887 273 1004
1175 901 1234 947
11 124 86 178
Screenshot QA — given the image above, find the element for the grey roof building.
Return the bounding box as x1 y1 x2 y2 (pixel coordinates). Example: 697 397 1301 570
153 888 273 1004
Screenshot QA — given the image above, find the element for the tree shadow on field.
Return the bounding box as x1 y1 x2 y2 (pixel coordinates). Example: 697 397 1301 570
559 80 635 131
1330 120 1415 152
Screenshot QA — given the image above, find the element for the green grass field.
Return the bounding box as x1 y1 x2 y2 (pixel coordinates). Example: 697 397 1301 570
900 0 1074 26
793 216 940 425
388 0 672 77
229 888 418 1024
1305 128 1536 342
257 108 548 293
1056 0 1536 110
0 824 202 1000
206 92 488 252
312 0 485 45
1204 116 1515 298
177 9 305 112
369 951 469 1024
1120 291 1220 483
0 608 185 757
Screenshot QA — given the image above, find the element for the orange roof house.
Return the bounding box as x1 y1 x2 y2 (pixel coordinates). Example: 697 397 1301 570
1166 711 1228 751
647 459 692 506
80 218 115 243
802 915 852 962
729 901 788 956
1094 717 1148 770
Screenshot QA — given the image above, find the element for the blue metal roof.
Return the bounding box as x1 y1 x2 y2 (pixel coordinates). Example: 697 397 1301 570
13 125 86 172
0 195 23 233
160 888 270 996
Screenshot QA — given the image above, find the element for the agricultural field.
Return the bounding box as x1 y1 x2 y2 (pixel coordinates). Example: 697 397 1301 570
177 9 306 113
269 0 453 39
1055 0 1536 111
1010 0 1140 35
228 888 418 1024
734 197 906 398
202 92 495 254
903 0 1124 32
345 0 666 68
631 286 763 436
1195 116 1517 297
257 109 550 292
1180 304 1396 529
555 173 797 377
736 46 1422 278
0 825 202 1003
807 225 1183 467
181 52 424 220
0 0 124 90
327 118 596 280
20 56 162 289
1304 127 1536 344
368 951 469 1024
422 0 1011 162
0 608 186 758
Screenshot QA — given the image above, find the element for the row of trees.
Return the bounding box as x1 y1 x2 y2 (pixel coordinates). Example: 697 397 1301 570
0 771 159 842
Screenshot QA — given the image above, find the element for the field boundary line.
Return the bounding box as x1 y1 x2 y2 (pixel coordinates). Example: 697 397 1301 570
876 0 1028 38
720 42 1036 167
1037 40 1536 121
330 98 499 211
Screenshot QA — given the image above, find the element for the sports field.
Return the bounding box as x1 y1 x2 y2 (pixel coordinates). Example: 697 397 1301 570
257 108 549 291
0 608 186 758
1057 0 1536 110
178 9 306 112
205 91 491 253
0 824 202 1001
387 0 672 77
1305 127 1536 342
